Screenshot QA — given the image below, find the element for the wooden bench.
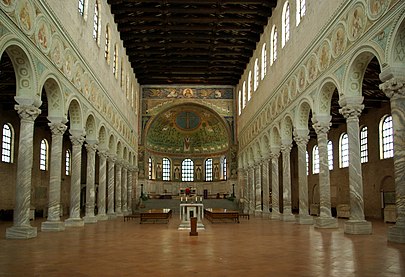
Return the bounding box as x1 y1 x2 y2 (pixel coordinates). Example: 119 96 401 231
140 209 172 224
204 208 239 223
123 212 140 221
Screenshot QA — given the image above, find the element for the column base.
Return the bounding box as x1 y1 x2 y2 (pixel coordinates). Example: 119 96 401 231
6 225 37 239
270 211 280 220
83 215 98 224
315 216 338 228
281 213 296 222
97 214 109 221
41 220 65 232
65 218 84 227
344 220 372 235
254 210 262 216
297 215 314 225
107 213 117 220
388 225 405 243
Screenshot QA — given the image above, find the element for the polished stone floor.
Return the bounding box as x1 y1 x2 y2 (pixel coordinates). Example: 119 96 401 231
0 216 404 277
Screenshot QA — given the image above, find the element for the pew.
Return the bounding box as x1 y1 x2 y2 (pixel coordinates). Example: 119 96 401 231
140 209 172 224
204 208 239 223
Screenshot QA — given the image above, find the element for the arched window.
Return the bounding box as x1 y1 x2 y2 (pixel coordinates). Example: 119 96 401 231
182 159 194 181
254 58 259 91
113 44 118 78
131 85 135 108
380 115 394 159
222 157 227 180
162 158 171 181
121 59 125 89
238 90 242 115
205 158 213 181
105 25 110 63
65 150 71 175
2 123 14 163
148 157 152 180
360 126 368 163
271 25 278 65
328 140 333 170
78 0 85 16
306 150 309 175
126 75 130 99
340 133 349 168
242 81 246 108
40 139 49 171
282 2 290 47
92 1 100 42
247 71 252 101
261 43 267 80
296 0 306 26
312 145 319 174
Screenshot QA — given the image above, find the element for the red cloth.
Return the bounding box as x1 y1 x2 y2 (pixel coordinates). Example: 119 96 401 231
185 188 190 195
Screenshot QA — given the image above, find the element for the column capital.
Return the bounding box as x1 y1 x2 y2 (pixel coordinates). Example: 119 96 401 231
70 135 85 146
269 152 280 160
107 155 117 163
312 116 331 136
339 104 364 120
280 143 292 154
379 77 405 100
48 122 67 136
294 134 309 146
85 143 98 153
14 104 41 121
98 148 109 158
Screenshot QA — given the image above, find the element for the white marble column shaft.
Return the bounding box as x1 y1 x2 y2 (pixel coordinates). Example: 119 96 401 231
97 151 108 220
254 163 262 214
122 166 128 215
248 167 255 212
281 144 295 221
65 134 85 227
127 168 133 214
115 162 123 216
262 159 270 215
313 117 338 228
270 152 281 220
242 168 249 213
380 78 405 243
294 134 314 224
107 156 116 218
6 105 41 239
83 143 98 224
340 102 372 234
41 122 67 232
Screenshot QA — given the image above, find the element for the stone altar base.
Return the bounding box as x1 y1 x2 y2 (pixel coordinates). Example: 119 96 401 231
41 220 65 232
64 218 85 227
83 216 98 224
297 215 314 225
344 220 372 235
97 214 109 221
315 217 338 229
6 226 37 239
388 226 405 243
281 213 296 222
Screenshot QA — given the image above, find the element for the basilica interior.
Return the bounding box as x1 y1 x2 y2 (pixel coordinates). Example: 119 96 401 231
0 0 405 276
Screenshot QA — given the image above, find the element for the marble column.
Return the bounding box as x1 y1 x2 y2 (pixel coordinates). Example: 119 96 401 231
242 167 249 214
248 166 255 213
340 99 372 234
380 78 405 243
121 165 128 215
312 116 338 228
127 167 133 214
294 131 314 224
41 121 67 232
254 163 262 215
65 134 85 227
115 161 123 216
97 150 108 220
281 143 295 222
82 142 98 224
6 105 40 239
107 155 117 219
262 158 271 217
270 151 281 220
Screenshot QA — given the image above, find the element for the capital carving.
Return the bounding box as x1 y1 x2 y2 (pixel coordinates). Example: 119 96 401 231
339 104 364 120
312 120 331 136
98 150 108 159
294 135 309 146
280 144 292 154
379 78 405 99
269 152 280 160
70 135 85 146
108 155 117 163
49 122 67 136
85 143 98 153
15 104 41 121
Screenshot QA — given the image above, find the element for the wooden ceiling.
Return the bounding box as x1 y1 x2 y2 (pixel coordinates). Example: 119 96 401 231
107 0 277 85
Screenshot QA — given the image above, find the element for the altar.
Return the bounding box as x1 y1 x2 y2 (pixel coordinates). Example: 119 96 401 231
178 202 205 230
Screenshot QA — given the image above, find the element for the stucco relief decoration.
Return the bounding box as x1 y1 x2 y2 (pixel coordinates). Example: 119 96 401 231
282 86 289 106
331 25 347 57
16 0 35 36
348 5 365 41
0 0 16 13
289 78 297 99
35 16 51 54
307 55 318 82
50 36 63 69
318 40 331 71
298 66 306 92
74 63 83 91
63 49 74 80
368 0 387 20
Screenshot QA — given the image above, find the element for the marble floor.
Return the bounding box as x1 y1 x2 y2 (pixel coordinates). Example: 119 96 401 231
0 216 404 277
